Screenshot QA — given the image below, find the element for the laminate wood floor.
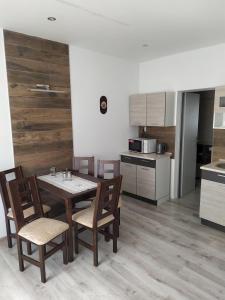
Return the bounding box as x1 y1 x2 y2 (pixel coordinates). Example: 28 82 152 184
1 191 225 300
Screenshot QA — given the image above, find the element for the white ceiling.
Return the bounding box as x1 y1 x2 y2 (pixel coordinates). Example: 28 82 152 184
0 0 225 62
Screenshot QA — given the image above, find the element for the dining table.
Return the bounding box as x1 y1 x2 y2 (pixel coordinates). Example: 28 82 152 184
37 171 102 262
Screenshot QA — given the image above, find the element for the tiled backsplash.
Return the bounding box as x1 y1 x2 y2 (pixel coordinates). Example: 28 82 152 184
139 126 176 157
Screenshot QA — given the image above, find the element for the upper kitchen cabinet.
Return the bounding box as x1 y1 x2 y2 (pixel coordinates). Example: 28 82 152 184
129 94 147 126
214 86 225 128
129 92 175 127
147 92 175 126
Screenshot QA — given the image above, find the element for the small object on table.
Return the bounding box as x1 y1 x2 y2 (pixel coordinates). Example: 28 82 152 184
50 167 56 176
67 171 72 180
62 169 72 181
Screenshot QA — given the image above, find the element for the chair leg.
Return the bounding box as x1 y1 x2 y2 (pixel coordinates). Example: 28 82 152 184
63 231 68 265
17 236 24 272
118 208 121 225
6 218 13 248
113 221 118 253
39 245 46 283
74 223 79 254
93 230 98 267
26 242 32 255
104 226 110 242
116 210 120 238
117 226 120 238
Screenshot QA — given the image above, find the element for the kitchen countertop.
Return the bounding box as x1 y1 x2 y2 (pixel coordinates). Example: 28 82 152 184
201 159 225 174
121 151 172 161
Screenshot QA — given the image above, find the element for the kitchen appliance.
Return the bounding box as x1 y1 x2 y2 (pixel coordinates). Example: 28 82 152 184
156 143 167 154
128 138 156 153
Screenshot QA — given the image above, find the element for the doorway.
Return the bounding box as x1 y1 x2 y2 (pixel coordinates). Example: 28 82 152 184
178 89 215 199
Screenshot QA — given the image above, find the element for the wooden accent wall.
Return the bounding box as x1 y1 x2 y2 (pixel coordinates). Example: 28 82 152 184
212 129 225 161
4 30 73 175
139 126 176 157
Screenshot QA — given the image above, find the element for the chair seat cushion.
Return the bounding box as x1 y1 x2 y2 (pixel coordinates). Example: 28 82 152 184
18 218 69 245
7 204 51 219
72 206 114 228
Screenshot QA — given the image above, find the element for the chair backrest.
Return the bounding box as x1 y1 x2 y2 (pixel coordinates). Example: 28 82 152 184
93 176 122 229
0 166 24 214
73 156 95 176
97 160 120 179
6 176 44 232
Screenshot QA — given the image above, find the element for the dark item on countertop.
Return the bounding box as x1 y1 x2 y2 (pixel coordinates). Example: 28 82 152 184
156 143 167 154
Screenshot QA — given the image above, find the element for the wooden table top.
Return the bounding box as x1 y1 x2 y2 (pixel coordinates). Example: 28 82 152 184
37 172 102 200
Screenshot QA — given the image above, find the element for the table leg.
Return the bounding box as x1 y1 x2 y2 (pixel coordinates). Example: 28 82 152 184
65 199 74 262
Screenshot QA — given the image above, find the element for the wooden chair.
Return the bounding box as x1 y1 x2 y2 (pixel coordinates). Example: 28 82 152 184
73 156 95 176
97 160 120 179
0 166 51 253
73 176 122 266
97 160 122 224
73 156 95 210
6 176 69 283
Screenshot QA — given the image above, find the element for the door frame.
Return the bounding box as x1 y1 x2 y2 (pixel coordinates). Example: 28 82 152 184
174 87 215 199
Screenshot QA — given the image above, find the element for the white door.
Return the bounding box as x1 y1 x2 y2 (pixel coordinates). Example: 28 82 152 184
180 93 200 197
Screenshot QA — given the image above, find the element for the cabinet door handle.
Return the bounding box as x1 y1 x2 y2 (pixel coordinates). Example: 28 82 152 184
218 174 225 178
122 156 132 160
141 167 150 171
140 159 148 162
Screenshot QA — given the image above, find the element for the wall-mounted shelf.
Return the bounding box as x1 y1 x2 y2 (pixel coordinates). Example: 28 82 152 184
29 88 66 94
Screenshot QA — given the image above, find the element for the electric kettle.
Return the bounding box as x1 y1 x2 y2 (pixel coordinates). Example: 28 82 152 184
156 143 167 154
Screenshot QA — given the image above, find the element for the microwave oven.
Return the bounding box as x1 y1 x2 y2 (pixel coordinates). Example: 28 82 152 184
128 138 156 153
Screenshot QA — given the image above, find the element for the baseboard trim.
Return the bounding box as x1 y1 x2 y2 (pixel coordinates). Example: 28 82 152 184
122 191 157 206
201 218 225 233
0 236 7 242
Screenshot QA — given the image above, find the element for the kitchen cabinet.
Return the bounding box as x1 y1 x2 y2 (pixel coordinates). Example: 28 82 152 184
129 94 146 126
214 86 225 113
213 86 225 128
120 162 137 194
146 93 165 126
137 165 155 199
146 92 175 126
129 92 175 127
200 169 225 227
120 154 170 205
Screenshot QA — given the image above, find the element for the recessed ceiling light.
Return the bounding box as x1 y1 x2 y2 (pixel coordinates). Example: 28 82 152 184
142 44 149 48
47 17 56 21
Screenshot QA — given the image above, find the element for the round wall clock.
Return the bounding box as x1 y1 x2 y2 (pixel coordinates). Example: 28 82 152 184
100 96 107 114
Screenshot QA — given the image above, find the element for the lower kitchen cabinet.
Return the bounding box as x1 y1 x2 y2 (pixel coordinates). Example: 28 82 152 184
120 162 137 195
120 154 171 205
137 165 155 199
200 170 225 228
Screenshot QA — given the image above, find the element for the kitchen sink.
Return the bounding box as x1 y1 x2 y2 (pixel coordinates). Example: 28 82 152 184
216 162 225 169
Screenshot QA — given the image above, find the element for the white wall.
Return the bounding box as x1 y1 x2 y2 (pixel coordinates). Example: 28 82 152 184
0 28 15 238
139 43 225 199
139 43 225 93
69 46 139 167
